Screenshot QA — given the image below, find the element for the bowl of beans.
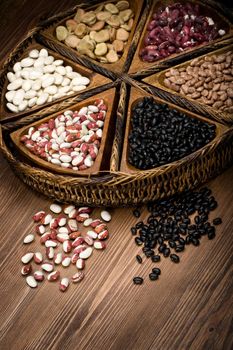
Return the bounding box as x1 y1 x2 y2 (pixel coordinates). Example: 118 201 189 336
39 0 144 74
129 0 231 75
120 87 226 173
143 44 233 124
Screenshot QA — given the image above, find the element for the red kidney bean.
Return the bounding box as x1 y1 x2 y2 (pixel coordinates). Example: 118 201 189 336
140 2 227 63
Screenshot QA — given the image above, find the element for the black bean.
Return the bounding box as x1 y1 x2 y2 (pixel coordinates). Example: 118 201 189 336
133 277 143 285
170 254 180 263
145 250 154 258
175 245 185 252
158 237 164 245
168 240 176 248
208 231 216 240
151 255 161 262
149 273 159 281
152 268 161 275
136 221 144 229
158 244 166 253
163 248 170 257
135 237 143 246
133 209 141 218
213 218 222 225
191 238 200 246
136 255 142 264
131 227 137 235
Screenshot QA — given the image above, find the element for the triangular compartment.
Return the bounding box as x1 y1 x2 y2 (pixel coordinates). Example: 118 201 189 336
120 86 227 174
11 87 118 176
0 42 112 123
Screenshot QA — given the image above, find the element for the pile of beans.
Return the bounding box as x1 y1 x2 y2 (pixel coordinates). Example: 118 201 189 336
21 203 111 291
20 99 107 171
164 50 233 114
131 187 222 284
56 1 134 63
5 48 90 113
128 97 216 170
140 2 226 62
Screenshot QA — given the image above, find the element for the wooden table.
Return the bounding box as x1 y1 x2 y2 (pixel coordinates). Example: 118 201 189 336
0 1 233 349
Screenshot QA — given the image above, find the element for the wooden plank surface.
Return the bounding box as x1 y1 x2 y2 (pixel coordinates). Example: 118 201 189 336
0 1 233 349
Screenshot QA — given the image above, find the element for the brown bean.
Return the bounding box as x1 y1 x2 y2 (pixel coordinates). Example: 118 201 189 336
220 93 227 101
224 75 233 82
202 90 209 97
170 83 180 92
214 55 226 63
195 81 203 88
213 83 220 92
181 85 189 94
170 68 179 76
213 101 223 109
165 71 171 78
227 88 233 98
164 79 171 88
212 92 218 101
188 87 195 94
190 92 201 99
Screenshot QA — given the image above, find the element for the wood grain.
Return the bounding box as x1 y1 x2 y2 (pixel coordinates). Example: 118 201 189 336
0 1 233 350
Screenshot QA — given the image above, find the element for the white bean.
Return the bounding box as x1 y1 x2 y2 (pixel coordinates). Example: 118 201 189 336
34 57 45 68
22 80 32 92
18 100 28 112
21 58 34 68
7 78 23 90
31 80 42 91
53 59 64 66
28 97 37 107
44 85 58 95
7 72 16 82
29 49 39 58
43 65 55 73
42 76 55 88
39 48 49 57
72 85 86 92
36 93 49 105
13 62 21 72
44 56 54 65
7 102 18 112
5 90 15 102
25 90 37 99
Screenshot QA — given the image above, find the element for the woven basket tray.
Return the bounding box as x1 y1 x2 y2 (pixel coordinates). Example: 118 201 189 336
141 44 233 125
128 0 233 78
1 0 233 207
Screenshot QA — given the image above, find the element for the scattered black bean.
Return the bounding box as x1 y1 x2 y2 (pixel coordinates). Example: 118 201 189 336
128 97 216 170
136 255 143 264
163 248 170 257
213 218 222 225
131 227 137 235
152 268 161 275
170 254 180 263
133 209 141 218
149 273 159 281
133 277 144 285
151 255 161 262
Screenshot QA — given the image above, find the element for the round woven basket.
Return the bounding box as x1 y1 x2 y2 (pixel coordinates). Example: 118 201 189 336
1 0 233 207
